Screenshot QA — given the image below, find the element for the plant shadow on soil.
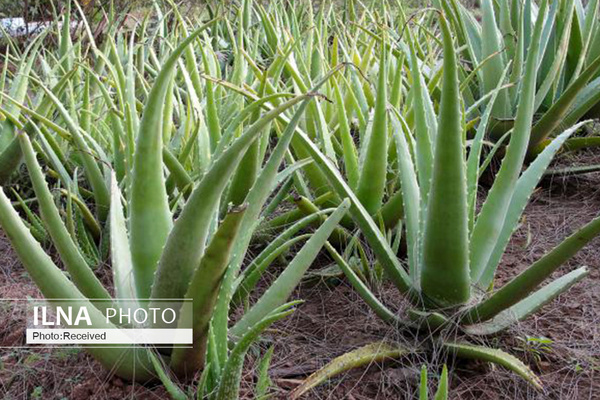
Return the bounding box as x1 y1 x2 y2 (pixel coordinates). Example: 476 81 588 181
0 150 600 399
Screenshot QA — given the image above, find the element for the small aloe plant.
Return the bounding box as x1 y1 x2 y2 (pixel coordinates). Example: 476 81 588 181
288 0 600 393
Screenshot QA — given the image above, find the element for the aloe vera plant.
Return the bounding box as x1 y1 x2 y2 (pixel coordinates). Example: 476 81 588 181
0 9 351 398
442 0 600 156
0 0 598 397
289 1 600 392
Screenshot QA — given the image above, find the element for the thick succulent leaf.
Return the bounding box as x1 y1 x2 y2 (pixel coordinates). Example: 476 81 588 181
109 173 137 305
333 77 359 190
533 1 575 112
421 15 470 307
0 188 154 381
443 342 542 390
469 0 548 285
529 54 600 154
290 341 411 399
563 76 600 126
477 122 589 289
130 20 217 298
464 213 600 324
406 30 435 203
355 41 388 215
467 65 511 230
480 0 510 120
215 303 298 400
419 366 428 400
35 80 110 221
18 133 110 301
169 206 246 377
390 113 421 283
434 365 449 400
230 199 350 337
234 234 310 307
151 94 312 302
465 267 588 335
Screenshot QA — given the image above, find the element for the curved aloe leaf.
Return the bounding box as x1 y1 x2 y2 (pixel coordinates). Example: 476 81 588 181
0 188 154 381
290 341 411 399
355 39 388 215
18 133 110 301
231 199 350 338
0 69 75 184
130 19 217 298
109 173 137 305
465 267 588 335
406 29 434 203
443 342 542 390
151 94 312 302
470 0 548 286
480 0 510 120
390 112 421 283
464 213 600 324
529 54 600 154
477 122 589 289
169 206 247 377
215 302 299 400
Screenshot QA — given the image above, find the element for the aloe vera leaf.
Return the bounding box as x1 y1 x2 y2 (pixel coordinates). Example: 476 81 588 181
434 365 449 400
0 189 154 381
467 65 511 230
0 69 75 184
407 29 435 203
390 112 421 283
469 0 548 285
130 20 217 298
421 15 470 307
216 303 298 400
355 41 388 215
290 341 411 399
169 206 246 377
35 79 110 222
233 234 311 307
151 94 311 303
465 267 588 335
464 213 600 324
528 54 600 154
379 188 405 231
332 77 359 190
533 1 575 113
419 365 428 400
18 133 111 301
444 342 542 389
231 200 350 338
108 173 137 304
477 122 588 289
480 0 510 120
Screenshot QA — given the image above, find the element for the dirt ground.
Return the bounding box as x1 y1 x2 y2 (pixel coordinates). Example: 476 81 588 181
0 151 599 399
